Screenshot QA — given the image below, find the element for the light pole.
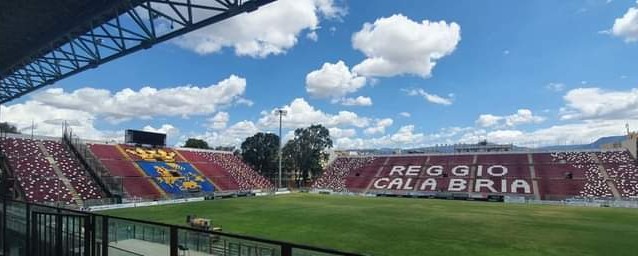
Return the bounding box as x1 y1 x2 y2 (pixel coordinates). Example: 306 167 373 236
276 109 287 189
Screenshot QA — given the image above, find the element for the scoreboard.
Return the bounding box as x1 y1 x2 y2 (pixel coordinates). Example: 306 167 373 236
125 129 166 146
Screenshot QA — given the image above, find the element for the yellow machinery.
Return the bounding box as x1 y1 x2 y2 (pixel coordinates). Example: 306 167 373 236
186 215 222 231
186 215 222 242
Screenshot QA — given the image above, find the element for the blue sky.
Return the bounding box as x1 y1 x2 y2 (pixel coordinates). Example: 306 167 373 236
2 0 638 149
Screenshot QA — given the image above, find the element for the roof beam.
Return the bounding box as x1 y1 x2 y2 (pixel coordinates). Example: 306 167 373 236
0 0 276 104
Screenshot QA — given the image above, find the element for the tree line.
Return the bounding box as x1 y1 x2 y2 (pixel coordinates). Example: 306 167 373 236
183 124 332 187
0 122 19 134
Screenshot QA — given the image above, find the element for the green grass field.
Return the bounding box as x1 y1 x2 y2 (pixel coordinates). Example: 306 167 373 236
104 193 638 256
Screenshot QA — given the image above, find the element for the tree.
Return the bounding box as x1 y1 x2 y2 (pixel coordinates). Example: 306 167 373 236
184 138 209 149
282 140 301 186
283 124 333 186
0 122 19 134
240 132 280 180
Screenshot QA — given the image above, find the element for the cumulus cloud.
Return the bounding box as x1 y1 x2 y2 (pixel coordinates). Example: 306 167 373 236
329 127 357 139
338 96 373 106
351 14 461 78
306 61 366 99
611 1 638 42
0 101 120 142
142 124 179 138
182 98 393 148
208 112 230 130
257 98 370 129
364 118 393 135
404 88 453 105
306 31 318 41
476 114 502 128
336 125 425 149
334 118 635 150
197 120 261 147
235 98 254 107
560 87 638 120
474 120 638 147
390 125 424 144
173 0 346 57
476 109 545 128
33 75 247 123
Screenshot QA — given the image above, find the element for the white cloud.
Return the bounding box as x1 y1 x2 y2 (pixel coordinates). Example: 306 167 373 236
476 114 503 128
334 118 636 149
329 127 356 139
404 88 453 105
143 124 180 138
560 87 638 120
546 82 565 92
0 101 120 142
306 31 318 41
611 1 638 42
399 112 411 118
33 75 247 123
336 125 425 149
305 61 366 99
364 118 394 135
236 98 254 107
173 0 346 58
208 112 230 129
339 96 373 106
390 125 424 144
503 50 510 55
504 109 545 126
314 0 347 18
477 120 638 147
197 120 261 147
257 98 370 129
351 14 461 78
475 109 545 128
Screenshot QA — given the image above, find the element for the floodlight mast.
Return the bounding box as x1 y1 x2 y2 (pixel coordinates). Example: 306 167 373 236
276 109 287 189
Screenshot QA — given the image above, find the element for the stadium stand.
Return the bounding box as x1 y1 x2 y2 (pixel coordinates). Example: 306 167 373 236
596 151 638 197
0 137 75 204
344 157 385 191
41 140 104 201
177 150 241 190
182 150 274 191
87 143 163 199
476 154 531 178
84 143 273 200
314 150 638 200
312 157 376 192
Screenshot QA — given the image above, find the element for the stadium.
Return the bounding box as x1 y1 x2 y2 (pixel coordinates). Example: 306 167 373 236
2 1 638 256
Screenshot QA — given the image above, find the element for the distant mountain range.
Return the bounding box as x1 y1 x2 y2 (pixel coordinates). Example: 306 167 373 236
344 135 628 154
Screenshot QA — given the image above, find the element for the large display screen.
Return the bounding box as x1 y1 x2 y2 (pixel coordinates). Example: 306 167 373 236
125 129 166 146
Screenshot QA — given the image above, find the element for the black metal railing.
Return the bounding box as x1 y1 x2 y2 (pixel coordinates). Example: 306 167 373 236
0 198 363 256
63 131 124 199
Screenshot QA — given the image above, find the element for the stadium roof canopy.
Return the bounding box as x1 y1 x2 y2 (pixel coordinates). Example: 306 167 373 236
0 0 275 104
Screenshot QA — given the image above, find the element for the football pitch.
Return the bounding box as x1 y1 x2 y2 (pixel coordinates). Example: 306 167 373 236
104 193 638 256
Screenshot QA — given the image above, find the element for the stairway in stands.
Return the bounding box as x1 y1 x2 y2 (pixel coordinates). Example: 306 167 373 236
590 153 621 199
527 153 541 200
36 141 84 205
